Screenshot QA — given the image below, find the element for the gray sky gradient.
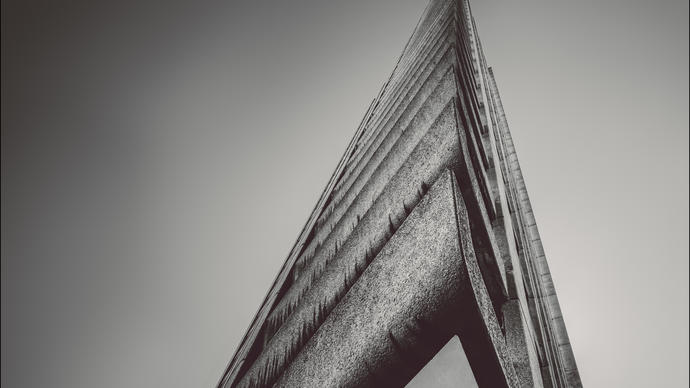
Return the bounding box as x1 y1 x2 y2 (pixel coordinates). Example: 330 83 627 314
2 0 688 387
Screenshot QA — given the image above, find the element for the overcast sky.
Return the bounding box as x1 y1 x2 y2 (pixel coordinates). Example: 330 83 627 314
2 0 688 387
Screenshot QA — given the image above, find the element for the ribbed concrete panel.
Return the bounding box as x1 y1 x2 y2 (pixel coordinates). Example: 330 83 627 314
275 170 517 388
271 74 459 326
218 1 581 387
328 20 457 201
239 100 463 388
291 50 457 281
274 170 467 387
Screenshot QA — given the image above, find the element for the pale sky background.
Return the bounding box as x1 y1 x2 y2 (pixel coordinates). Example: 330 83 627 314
2 0 688 387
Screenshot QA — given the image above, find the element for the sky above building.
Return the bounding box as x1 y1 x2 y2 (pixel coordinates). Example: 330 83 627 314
2 0 688 387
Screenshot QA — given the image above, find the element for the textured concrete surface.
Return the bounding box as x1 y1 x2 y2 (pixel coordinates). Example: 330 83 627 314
295 20 458 280
275 170 517 387
449 171 519 388
274 170 466 387
289 58 457 286
219 1 581 386
503 299 543 388
269 75 459 327
319 37 455 233
238 100 462 388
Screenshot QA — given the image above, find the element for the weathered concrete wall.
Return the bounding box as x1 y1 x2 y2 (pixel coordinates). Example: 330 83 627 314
294 12 459 281
275 170 517 388
291 48 457 283
219 0 581 387
238 100 462 388
268 74 459 331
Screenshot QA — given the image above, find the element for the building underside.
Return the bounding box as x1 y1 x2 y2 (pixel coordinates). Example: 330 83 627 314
218 0 581 386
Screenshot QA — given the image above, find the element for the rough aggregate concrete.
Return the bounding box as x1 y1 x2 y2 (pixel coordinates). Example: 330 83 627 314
271 68 458 325
220 1 581 386
237 100 462 388
296 23 458 278
275 171 467 387
328 21 456 206
292 45 455 281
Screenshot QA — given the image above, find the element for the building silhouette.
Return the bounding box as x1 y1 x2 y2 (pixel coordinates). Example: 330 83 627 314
218 0 581 386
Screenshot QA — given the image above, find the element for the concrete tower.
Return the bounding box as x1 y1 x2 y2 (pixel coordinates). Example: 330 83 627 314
218 0 581 386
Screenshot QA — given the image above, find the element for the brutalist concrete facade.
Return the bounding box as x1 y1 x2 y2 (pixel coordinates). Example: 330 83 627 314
218 0 581 387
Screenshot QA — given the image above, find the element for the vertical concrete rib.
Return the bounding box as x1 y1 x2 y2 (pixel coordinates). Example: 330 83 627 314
487 67 582 388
